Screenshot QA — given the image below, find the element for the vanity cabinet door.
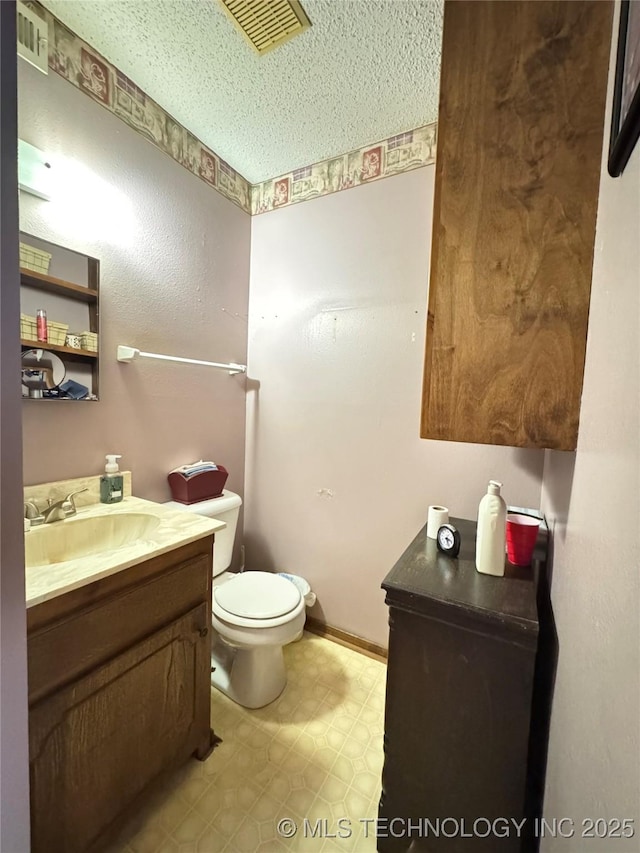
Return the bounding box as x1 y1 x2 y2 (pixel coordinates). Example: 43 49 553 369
28 551 211 704
29 603 211 853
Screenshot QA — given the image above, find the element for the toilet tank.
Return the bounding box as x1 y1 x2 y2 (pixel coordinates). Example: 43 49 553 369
164 489 242 577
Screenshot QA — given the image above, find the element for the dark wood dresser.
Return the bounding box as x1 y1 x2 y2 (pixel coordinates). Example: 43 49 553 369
379 518 555 852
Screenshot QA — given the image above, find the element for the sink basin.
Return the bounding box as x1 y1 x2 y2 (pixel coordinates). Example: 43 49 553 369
25 512 161 568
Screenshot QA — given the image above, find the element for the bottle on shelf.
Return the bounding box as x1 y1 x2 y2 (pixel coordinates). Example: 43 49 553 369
36 309 47 343
475 480 507 576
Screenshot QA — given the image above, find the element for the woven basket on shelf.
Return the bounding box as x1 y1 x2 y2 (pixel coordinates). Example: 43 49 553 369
20 242 51 274
47 321 69 346
80 331 98 352
20 313 37 340
20 314 69 346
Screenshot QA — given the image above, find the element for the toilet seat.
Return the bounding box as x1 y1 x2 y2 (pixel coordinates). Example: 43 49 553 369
213 571 304 629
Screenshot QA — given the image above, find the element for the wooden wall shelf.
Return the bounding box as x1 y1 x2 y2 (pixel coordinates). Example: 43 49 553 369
19 241 100 398
21 339 98 360
20 268 98 302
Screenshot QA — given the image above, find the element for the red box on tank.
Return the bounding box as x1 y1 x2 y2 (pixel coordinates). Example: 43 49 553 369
167 466 229 504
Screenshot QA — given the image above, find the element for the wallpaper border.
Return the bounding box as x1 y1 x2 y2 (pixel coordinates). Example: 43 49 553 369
31 3 436 216
251 124 437 215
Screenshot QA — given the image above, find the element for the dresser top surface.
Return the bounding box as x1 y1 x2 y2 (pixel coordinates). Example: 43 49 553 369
382 517 546 635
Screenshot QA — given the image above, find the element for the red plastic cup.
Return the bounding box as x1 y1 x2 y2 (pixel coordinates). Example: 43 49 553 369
506 514 540 566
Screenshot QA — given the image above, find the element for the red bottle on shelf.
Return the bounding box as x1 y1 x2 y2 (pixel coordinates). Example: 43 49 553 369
36 309 47 343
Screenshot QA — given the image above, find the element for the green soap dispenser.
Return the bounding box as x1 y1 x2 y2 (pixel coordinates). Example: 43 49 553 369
100 454 123 504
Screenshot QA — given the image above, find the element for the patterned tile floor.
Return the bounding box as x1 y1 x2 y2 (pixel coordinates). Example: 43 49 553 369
108 632 387 852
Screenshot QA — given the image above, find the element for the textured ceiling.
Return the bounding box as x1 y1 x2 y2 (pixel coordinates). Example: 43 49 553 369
42 0 443 184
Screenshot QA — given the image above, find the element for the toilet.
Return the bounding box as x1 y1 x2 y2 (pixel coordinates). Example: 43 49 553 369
164 490 306 708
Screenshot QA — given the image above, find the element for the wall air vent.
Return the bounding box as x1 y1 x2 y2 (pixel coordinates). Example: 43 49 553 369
17 0 48 74
219 0 311 55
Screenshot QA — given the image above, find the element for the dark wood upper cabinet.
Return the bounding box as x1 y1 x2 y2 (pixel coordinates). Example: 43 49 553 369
421 1 613 451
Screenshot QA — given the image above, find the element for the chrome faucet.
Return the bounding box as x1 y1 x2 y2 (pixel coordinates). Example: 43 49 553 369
25 488 89 525
24 500 45 527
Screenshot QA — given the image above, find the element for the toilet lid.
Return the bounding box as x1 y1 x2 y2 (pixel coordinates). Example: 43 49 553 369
214 572 301 619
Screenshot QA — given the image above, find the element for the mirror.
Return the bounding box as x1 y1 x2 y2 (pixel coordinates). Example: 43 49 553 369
21 349 66 398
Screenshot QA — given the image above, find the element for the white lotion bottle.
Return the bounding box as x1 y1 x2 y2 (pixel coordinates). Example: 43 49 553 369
475 480 507 576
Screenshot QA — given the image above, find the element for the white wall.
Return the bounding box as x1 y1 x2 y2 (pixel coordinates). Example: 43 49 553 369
540 3 640 844
246 168 545 646
18 63 250 530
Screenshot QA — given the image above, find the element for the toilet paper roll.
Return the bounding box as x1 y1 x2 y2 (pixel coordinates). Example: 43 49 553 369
427 505 449 539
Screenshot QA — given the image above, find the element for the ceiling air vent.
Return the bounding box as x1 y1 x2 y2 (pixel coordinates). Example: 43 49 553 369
220 0 311 55
17 0 48 74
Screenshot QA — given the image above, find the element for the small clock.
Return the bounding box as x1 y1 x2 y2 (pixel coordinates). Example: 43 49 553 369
436 523 461 558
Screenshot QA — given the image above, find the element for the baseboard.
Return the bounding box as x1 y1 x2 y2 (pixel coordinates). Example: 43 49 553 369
305 616 388 662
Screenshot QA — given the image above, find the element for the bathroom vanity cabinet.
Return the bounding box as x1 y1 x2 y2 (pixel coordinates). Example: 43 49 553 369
27 536 216 853
421 0 612 450
379 519 556 852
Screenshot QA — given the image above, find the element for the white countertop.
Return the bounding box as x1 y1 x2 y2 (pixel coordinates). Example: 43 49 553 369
25 496 224 608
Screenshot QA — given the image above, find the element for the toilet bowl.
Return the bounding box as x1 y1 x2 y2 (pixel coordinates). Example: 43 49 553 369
211 571 306 708
164 491 307 708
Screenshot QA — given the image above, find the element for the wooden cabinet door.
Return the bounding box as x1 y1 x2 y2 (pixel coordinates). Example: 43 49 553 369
29 603 211 853
379 606 536 852
421 0 613 450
